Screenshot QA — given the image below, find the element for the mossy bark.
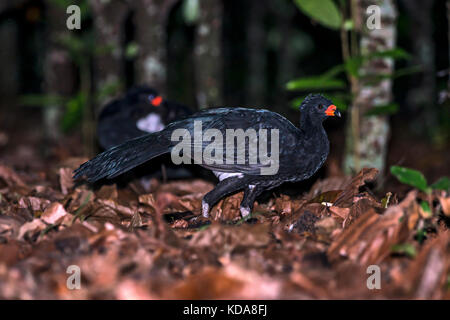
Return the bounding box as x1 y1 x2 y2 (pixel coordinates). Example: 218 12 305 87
344 0 397 179
43 2 76 142
91 0 129 108
133 0 177 96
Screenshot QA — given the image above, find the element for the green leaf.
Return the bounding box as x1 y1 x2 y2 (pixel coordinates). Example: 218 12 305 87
125 42 139 59
431 177 450 191
364 66 422 85
369 48 411 60
391 243 416 258
343 19 354 30
344 48 412 79
420 201 431 213
364 103 398 116
415 228 427 244
287 64 347 92
62 93 86 132
345 56 363 77
390 166 429 193
293 0 342 30
286 76 346 91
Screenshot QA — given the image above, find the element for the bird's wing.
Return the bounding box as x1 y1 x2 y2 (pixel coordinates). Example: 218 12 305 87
166 108 300 175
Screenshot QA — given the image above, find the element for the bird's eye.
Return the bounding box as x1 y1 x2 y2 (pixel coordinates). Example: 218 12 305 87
317 104 323 110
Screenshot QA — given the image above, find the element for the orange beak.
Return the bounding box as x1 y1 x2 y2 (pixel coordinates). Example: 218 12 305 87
151 96 163 107
325 104 340 117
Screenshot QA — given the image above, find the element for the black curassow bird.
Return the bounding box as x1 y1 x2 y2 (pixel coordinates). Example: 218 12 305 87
97 86 193 181
74 94 340 218
97 86 192 149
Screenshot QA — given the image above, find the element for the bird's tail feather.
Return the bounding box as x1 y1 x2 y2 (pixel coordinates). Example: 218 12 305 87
73 132 171 182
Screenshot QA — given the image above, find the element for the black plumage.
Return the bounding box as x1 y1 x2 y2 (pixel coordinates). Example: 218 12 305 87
97 86 192 149
75 94 340 218
96 86 193 181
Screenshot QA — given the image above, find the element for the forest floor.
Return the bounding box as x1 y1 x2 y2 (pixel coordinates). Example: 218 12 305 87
0 110 449 299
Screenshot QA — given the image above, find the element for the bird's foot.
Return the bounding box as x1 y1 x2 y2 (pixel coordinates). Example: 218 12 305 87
202 201 210 218
240 206 251 218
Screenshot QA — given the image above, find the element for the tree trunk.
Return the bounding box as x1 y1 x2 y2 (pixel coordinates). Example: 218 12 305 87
344 0 397 177
133 0 177 95
401 0 436 134
247 0 267 107
0 20 19 104
194 0 223 108
43 2 76 142
91 0 129 107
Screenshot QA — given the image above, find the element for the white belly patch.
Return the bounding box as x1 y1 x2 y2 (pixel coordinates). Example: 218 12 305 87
136 113 165 133
213 171 243 181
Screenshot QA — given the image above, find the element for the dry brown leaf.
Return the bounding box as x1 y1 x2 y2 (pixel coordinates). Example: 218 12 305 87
96 199 135 217
59 167 74 195
315 217 340 237
308 190 343 204
0 164 27 188
41 202 67 224
172 219 189 229
189 223 271 253
0 216 22 239
0 240 31 266
138 193 158 213
329 206 351 220
391 231 450 299
64 189 95 213
307 176 352 200
96 184 118 200
18 196 51 212
274 194 293 215
163 265 282 299
210 192 243 221
334 168 379 208
328 190 417 265
439 196 450 217
17 219 46 240
116 279 155 300
178 194 202 212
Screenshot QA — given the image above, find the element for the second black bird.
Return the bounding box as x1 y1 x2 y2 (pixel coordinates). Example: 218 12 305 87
96 86 193 181
97 86 192 149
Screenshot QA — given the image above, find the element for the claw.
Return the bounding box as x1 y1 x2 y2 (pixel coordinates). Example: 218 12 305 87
202 201 210 218
240 206 251 218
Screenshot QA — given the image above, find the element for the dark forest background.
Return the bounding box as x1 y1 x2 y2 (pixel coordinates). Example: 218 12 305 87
0 0 449 187
0 0 450 300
